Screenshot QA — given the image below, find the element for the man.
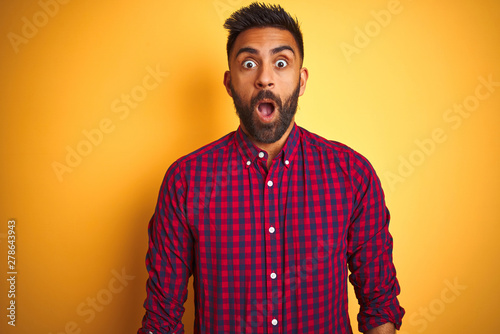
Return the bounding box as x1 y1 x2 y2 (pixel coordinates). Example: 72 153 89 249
139 3 404 333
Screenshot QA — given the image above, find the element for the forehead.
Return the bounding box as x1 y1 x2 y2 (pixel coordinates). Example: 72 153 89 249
231 27 298 58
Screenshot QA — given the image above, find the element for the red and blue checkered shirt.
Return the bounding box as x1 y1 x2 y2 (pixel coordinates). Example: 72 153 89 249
139 124 404 333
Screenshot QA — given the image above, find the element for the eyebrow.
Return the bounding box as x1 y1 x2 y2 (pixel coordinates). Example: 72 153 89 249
234 45 295 59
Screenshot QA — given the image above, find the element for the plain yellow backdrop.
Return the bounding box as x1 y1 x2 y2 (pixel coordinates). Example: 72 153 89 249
1 0 499 333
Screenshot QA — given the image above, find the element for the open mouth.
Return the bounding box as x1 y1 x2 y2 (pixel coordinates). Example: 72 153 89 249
256 99 276 122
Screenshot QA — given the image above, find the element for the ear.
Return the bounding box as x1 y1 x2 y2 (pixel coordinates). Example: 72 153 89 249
223 71 233 97
299 67 309 97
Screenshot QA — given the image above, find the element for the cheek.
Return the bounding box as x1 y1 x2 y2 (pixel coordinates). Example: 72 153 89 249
232 72 255 87
232 78 255 99
277 70 300 82
275 69 298 85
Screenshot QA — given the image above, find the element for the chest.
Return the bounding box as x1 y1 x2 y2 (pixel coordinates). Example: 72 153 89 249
184 153 354 259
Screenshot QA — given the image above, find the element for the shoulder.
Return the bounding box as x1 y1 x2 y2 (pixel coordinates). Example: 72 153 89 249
177 131 236 165
297 126 380 191
298 126 373 170
298 126 382 194
164 131 236 179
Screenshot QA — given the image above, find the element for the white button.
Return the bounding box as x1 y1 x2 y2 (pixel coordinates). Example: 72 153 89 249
246 160 251 166
269 226 275 233
270 272 277 279
271 318 278 326
258 152 265 158
267 180 273 187
285 160 289 165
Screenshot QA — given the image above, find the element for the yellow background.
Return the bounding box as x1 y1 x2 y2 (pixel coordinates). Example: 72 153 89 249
1 0 499 333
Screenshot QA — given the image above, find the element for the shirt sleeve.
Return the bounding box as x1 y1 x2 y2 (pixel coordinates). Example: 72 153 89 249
346 152 405 333
138 161 193 334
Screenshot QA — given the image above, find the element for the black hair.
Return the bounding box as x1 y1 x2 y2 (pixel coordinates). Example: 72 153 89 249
223 2 304 64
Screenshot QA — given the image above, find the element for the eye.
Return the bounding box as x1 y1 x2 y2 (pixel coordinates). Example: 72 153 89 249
243 60 257 69
275 59 288 68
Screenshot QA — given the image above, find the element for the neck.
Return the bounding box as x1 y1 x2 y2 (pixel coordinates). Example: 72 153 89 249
242 120 295 169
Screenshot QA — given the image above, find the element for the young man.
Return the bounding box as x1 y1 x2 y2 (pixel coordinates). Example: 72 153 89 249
139 3 404 333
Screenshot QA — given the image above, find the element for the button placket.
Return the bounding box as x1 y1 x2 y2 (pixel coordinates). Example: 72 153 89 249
264 163 281 333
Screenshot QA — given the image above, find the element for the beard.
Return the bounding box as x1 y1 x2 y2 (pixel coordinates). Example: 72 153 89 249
230 80 301 144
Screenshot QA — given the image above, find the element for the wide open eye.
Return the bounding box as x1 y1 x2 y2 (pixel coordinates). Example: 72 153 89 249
243 60 257 69
275 59 288 68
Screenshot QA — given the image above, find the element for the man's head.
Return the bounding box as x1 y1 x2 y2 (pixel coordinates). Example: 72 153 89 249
223 2 304 66
223 3 308 144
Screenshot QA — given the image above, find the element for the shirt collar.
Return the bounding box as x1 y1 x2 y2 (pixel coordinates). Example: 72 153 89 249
235 123 300 169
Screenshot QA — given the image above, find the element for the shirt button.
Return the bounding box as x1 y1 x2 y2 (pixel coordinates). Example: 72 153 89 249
269 226 275 233
285 160 289 165
246 160 251 166
270 272 277 279
271 319 278 326
258 152 265 158
267 180 273 187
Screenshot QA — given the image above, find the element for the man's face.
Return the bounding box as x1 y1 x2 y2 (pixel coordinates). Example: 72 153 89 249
224 27 308 144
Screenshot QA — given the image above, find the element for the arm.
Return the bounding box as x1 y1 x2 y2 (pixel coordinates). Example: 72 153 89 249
346 153 405 333
138 162 193 334
365 322 395 334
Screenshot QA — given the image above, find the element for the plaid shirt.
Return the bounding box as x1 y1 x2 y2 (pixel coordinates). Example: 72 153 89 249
139 124 404 334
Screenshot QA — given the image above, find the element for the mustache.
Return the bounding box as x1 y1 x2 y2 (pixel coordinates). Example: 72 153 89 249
251 90 282 110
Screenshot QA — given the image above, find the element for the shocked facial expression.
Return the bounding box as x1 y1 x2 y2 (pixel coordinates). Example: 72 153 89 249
224 27 308 144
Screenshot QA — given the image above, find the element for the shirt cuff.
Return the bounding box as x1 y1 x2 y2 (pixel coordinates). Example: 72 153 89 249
358 299 405 332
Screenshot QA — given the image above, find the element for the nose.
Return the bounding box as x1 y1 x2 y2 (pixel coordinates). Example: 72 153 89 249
255 63 274 89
